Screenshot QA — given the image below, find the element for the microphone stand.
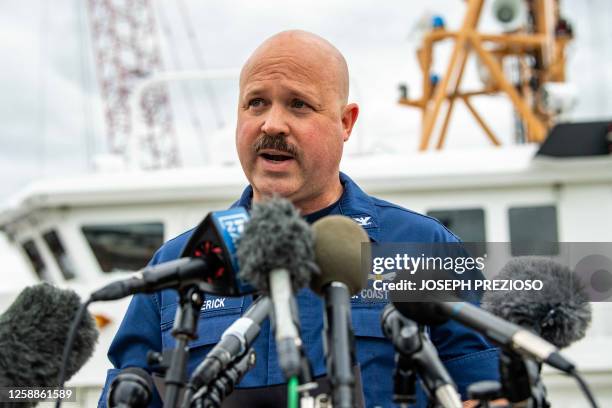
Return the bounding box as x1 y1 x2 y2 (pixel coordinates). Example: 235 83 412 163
164 285 204 408
499 349 550 408
267 297 316 407
323 282 356 408
393 353 418 407
389 320 461 408
526 360 550 408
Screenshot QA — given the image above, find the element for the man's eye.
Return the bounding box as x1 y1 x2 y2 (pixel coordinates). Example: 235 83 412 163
248 98 265 108
291 99 308 109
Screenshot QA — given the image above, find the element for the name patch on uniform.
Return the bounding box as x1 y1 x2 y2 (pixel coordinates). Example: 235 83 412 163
200 296 244 313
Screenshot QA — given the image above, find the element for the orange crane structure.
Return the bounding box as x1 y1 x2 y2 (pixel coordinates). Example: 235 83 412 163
399 0 573 150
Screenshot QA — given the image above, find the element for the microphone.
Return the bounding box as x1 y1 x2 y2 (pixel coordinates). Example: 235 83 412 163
107 367 153 408
310 215 369 295
186 296 272 393
237 197 319 379
91 207 253 301
90 257 208 301
190 349 257 408
310 215 368 408
0 284 98 407
381 304 462 408
480 257 595 407
481 256 592 349
393 294 576 373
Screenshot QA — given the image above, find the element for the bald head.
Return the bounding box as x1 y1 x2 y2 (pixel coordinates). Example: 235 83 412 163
240 30 349 105
235 30 359 215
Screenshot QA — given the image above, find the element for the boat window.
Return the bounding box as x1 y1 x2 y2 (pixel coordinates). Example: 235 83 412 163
508 205 559 256
427 208 487 242
42 230 77 280
21 239 50 282
82 222 164 273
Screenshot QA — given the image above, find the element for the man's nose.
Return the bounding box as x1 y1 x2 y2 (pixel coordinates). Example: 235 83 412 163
261 104 290 136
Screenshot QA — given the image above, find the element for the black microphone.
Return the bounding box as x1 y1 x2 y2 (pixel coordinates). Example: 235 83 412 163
186 296 271 393
481 257 595 408
190 349 257 408
107 367 153 408
0 284 98 407
91 207 253 302
481 256 592 349
90 257 208 301
381 304 462 408
394 292 576 374
237 197 319 379
310 215 368 408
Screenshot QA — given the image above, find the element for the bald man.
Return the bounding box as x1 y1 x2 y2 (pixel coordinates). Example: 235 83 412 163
236 30 356 214
99 31 500 407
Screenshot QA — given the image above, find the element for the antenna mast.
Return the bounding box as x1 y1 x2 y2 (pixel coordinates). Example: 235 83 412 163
87 0 180 168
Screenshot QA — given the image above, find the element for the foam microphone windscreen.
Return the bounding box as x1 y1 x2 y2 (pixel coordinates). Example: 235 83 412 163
237 196 319 293
310 215 370 296
481 256 592 349
0 283 98 392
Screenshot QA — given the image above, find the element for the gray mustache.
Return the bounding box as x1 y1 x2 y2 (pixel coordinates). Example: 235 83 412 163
254 134 299 158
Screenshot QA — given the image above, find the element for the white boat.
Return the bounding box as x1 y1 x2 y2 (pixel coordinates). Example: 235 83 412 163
1 141 611 407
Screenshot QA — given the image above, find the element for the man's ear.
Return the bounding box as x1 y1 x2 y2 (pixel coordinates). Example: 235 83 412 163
341 103 359 142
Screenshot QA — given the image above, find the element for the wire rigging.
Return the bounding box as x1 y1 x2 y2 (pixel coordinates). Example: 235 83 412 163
176 0 226 129
155 0 209 163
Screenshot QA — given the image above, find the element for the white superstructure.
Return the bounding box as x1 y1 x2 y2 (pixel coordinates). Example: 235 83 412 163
1 145 611 407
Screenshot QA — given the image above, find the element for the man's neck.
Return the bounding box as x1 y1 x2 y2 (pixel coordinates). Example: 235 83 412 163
295 182 343 216
252 178 344 216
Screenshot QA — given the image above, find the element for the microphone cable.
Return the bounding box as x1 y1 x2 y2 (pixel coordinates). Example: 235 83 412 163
569 368 599 408
55 297 92 408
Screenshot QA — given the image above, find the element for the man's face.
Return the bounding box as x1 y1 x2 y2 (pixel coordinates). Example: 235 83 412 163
236 42 357 211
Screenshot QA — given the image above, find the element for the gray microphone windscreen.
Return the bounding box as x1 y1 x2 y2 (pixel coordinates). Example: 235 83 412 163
237 196 319 293
310 215 369 296
0 283 99 391
481 256 592 349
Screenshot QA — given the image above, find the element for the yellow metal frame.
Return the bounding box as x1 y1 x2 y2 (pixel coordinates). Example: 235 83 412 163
399 0 572 150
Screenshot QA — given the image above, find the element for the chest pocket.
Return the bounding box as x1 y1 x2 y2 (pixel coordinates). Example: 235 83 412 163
351 300 386 338
160 295 245 350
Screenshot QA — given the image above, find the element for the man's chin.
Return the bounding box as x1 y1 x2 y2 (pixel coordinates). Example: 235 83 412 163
251 175 301 201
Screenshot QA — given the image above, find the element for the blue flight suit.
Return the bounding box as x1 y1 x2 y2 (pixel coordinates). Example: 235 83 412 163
99 172 499 407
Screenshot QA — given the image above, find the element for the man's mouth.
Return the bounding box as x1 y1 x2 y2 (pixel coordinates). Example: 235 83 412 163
258 151 295 162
